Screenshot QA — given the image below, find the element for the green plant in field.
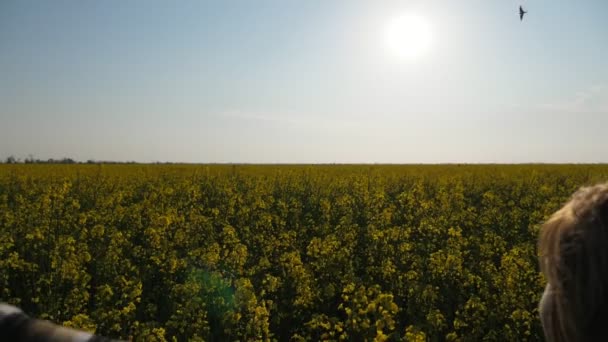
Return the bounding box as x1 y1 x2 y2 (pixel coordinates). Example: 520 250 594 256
1 163 605 340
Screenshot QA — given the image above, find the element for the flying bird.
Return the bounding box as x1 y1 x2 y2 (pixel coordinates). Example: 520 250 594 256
519 6 527 21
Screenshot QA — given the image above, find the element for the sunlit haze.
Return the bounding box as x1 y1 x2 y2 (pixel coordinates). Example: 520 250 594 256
385 13 432 61
1 0 607 163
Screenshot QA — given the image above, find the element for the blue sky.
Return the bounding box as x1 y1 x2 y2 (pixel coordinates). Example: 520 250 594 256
1 0 607 163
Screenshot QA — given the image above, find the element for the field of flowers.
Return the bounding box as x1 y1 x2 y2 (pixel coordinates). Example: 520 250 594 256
2 164 607 341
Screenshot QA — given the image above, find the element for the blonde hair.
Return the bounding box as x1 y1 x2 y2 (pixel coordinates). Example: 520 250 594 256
538 183 608 342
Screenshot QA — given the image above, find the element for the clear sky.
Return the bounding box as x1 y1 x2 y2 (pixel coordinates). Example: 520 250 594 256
1 0 607 163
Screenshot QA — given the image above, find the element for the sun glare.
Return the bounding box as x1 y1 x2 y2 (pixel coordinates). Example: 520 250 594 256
385 13 432 61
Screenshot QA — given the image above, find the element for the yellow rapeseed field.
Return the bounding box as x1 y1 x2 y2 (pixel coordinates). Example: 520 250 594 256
2 164 607 341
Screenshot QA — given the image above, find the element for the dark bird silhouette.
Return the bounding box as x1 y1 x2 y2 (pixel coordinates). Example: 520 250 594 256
519 6 527 21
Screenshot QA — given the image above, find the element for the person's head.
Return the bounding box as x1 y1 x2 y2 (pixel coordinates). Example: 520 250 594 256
538 183 608 342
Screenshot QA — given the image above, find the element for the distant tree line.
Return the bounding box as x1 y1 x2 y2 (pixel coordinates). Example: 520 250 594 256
1 155 141 165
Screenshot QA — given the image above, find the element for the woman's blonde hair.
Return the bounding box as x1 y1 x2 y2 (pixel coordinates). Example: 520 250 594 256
539 183 608 342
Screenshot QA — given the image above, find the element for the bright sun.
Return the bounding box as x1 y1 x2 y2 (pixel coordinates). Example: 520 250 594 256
385 13 432 61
